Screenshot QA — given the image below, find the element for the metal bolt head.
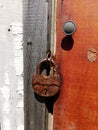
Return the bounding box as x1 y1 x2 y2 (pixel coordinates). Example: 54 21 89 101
63 21 76 35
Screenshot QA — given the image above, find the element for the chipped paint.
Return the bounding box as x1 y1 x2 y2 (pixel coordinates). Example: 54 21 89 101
87 48 97 62
66 124 77 130
10 23 23 35
0 0 24 130
17 100 24 108
12 23 23 76
16 78 24 96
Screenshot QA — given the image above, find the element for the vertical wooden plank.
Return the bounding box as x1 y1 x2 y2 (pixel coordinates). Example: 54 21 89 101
50 0 57 54
0 0 24 130
23 0 49 130
54 0 98 130
47 1 57 130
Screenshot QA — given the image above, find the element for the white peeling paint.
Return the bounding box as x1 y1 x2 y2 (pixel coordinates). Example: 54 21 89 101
0 86 10 100
17 125 24 130
16 78 24 95
17 100 23 108
10 23 23 35
1 86 10 114
10 23 23 76
3 118 11 130
14 48 23 76
4 72 10 86
0 0 24 130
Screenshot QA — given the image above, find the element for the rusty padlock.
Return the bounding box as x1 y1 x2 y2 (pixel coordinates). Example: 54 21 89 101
32 58 61 97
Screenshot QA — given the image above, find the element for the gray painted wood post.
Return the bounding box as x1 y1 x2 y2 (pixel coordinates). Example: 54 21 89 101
23 0 51 130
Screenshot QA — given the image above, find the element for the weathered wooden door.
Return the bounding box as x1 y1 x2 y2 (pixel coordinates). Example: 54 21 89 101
54 1 98 130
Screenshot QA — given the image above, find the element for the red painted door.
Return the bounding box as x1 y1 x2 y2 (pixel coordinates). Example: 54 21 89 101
54 1 98 130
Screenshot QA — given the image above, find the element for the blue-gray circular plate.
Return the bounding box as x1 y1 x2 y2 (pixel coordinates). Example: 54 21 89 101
63 20 76 35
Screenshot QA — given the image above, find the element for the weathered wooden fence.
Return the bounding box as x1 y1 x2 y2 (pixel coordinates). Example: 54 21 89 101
23 0 52 130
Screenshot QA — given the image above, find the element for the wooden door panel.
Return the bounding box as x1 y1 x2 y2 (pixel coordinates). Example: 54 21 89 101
54 1 98 130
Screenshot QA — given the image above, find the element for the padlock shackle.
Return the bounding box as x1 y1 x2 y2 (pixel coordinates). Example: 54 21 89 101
36 58 56 75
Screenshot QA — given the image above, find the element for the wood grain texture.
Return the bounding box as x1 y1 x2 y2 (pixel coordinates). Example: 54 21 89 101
54 1 98 130
23 0 49 130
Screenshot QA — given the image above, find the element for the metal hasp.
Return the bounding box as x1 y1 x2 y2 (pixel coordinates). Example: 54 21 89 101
32 54 61 97
63 20 76 35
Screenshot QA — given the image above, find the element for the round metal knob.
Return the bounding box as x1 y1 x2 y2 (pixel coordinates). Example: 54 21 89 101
63 21 76 35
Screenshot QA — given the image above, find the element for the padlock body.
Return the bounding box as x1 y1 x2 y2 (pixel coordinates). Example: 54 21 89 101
32 74 60 97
